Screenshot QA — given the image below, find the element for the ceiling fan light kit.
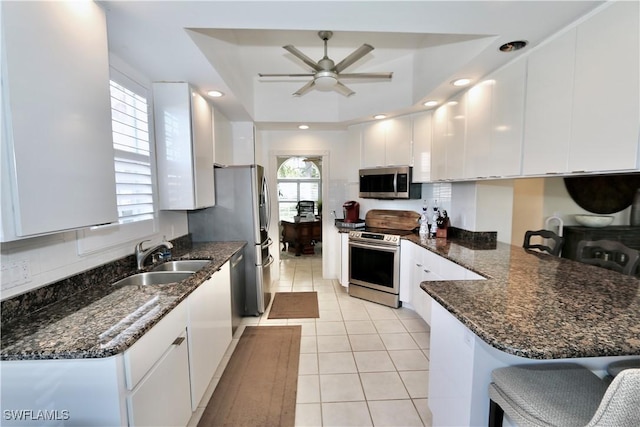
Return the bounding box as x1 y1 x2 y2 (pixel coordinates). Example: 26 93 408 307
259 30 393 97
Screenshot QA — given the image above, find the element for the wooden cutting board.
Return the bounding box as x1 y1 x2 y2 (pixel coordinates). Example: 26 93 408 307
365 209 420 231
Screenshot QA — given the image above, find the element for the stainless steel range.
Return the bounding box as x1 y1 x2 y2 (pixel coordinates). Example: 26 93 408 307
348 228 413 308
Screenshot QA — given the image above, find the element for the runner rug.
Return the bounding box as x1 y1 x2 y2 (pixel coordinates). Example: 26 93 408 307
268 291 320 319
197 325 301 427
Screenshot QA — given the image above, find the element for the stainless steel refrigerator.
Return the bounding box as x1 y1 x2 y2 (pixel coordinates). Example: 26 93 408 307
187 165 273 316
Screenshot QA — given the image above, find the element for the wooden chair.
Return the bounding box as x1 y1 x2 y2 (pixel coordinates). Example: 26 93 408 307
296 200 315 216
488 364 640 427
523 229 564 256
576 239 640 276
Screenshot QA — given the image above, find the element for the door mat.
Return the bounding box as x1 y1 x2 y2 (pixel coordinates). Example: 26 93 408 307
197 326 301 427
268 291 320 319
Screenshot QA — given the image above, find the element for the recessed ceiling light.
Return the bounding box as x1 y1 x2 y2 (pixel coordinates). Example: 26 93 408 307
298 124 309 130
446 101 459 106
374 114 386 120
207 90 224 98
499 40 528 52
451 78 471 87
423 100 438 108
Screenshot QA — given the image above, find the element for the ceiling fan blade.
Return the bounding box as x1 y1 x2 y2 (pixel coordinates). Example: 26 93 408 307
338 72 393 79
293 80 315 97
258 73 315 77
334 44 374 73
283 45 322 72
333 81 355 97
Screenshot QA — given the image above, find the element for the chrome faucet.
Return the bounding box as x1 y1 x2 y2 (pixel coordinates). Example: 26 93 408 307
135 239 173 270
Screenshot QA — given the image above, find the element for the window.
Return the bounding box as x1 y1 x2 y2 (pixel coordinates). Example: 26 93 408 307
109 79 154 223
277 157 321 221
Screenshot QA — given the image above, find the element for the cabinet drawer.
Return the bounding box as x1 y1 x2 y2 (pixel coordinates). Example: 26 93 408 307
124 301 187 390
127 330 192 427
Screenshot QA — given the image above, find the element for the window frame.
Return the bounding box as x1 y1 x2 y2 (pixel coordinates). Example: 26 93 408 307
276 157 321 222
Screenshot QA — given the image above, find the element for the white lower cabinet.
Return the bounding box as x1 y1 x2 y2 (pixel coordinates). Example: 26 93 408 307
0 262 233 427
400 240 484 325
188 262 232 409
339 232 350 287
128 330 191 427
124 301 191 427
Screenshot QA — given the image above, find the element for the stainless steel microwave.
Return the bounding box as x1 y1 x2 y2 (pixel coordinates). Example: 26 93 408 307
359 166 421 199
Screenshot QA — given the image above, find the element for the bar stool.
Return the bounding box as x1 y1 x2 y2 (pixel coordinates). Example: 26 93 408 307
488 363 640 427
523 229 564 256
607 359 640 378
576 239 640 276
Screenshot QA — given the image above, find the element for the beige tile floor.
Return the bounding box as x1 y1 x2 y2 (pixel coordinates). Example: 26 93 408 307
189 251 433 427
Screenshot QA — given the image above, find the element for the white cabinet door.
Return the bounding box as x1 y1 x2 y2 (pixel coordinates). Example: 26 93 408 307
361 117 413 168
464 81 493 179
431 104 449 181
154 83 215 210
188 262 231 409
128 330 192 427
569 1 639 173
411 112 433 183
385 116 413 166
490 59 526 177
522 28 576 176
361 121 386 167
447 94 467 180
431 94 466 181
1 1 117 241
399 240 415 303
340 232 350 287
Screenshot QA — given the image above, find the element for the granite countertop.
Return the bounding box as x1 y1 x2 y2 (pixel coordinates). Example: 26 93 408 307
405 233 640 360
0 241 245 361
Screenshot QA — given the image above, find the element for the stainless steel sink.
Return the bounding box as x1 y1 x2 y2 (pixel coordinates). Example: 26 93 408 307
151 260 210 272
112 271 194 287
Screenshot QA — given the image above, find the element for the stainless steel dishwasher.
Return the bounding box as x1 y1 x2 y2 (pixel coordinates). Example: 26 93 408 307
229 250 246 335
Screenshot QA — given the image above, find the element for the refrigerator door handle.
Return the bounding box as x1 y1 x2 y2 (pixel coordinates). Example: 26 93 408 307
261 237 273 249
262 175 271 233
263 254 275 268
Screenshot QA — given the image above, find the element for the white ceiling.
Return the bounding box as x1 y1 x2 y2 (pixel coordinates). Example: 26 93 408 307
101 1 603 130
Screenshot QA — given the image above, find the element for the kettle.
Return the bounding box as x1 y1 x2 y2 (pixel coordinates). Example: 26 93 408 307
343 201 360 223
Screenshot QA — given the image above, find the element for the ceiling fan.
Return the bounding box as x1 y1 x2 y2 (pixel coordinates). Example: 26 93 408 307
258 31 393 97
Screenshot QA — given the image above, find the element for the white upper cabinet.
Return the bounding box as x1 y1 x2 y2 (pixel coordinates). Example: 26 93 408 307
361 116 412 167
464 80 493 179
432 93 466 181
384 116 413 167
361 120 386 167
411 111 433 183
569 0 639 173
522 28 576 175
489 59 526 177
153 83 215 210
523 1 639 175
1 1 117 241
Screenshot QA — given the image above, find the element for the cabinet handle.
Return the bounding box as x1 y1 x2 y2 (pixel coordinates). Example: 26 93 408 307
423 269 431 273
416 263 423 267
172 337 185 346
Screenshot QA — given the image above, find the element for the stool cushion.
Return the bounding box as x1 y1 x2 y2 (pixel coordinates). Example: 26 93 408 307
587 369 640 426
490 363 608 427
606 359 640 377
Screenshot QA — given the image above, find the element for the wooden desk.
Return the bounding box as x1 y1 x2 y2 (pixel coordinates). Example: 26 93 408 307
281 219 322 256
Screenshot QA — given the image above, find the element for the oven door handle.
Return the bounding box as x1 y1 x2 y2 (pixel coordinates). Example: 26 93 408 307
349 240 399 252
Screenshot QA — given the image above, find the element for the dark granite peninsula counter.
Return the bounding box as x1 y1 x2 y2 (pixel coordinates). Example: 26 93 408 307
1 241 245 361
402 233 640 427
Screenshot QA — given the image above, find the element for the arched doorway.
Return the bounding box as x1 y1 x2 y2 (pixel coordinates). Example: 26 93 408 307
277 156 322 255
